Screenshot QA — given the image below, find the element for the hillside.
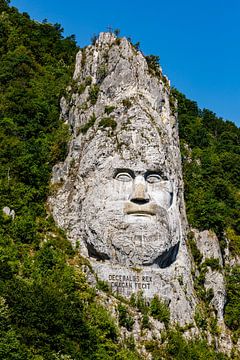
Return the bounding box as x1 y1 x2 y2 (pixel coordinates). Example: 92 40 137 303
0 1 239 359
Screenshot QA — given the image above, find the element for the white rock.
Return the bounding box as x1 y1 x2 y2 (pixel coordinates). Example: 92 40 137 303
49 33 230 327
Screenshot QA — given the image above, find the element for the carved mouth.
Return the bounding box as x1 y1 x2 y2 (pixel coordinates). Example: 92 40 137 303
124 203 157 216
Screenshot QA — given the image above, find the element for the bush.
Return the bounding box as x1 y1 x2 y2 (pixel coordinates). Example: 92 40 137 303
224 266 240 331
96 279 110 292
204 258 221 271
122 99 132 109
187 231 203 266
104 105 115 115
141 313 150 329
89 84 100 105
145 55 161 77
150 295 170 327
99 117 117 129
164 330 227 359
118 304 134 331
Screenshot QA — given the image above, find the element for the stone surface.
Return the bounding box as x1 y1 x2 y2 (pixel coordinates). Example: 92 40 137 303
2 206 15 220
192 229 223 265
48 33 228 326
192 228 226 320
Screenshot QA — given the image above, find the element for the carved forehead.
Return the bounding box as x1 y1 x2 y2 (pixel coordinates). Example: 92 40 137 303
78 127 179 182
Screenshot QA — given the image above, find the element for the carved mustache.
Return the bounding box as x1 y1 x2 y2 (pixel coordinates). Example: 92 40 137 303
123 202 158 216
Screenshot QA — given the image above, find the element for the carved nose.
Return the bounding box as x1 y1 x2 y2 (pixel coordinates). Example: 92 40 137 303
130 179 150 204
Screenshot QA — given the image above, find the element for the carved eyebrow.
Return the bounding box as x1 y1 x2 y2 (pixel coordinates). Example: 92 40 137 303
145 170 168 180
114 168 135 178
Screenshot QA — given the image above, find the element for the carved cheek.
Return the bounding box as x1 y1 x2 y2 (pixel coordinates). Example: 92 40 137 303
114 181 133 200
97 179 132 201
148 184 173 210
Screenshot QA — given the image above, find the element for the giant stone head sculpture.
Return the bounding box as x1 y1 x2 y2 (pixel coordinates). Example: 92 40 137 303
48 33 221 325
75 114 182 269
49 32 186 271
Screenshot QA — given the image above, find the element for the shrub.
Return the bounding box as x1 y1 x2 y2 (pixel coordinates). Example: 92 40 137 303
188 231 203 266
141 313 150 329
85 76 92 86
96 279 110 292
118 304 134 331
104 105 115 115
78 82 86 94
99 117 117 130
164 330 227 359
224 266 240 332
150 295 170 327
91 34 98 45
114 29 120 37
194 306 207 330
122 99 132 109
89 84 100 105
135 291 148 314
97 64 107 82
115 38 121 46
145 55 161 77
204 258 221 271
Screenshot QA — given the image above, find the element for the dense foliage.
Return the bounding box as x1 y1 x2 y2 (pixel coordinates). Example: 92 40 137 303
172 89 240 340
0 0 239 358
172 89 240 247
146 329 228 360
0 2 139 358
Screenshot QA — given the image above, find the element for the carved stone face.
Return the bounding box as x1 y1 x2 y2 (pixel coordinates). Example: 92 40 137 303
77 121 182 268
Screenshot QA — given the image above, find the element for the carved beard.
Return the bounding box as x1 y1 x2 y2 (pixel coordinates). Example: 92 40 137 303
82 206 180 268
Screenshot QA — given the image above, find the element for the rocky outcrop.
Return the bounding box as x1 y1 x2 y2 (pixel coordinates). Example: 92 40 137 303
2 206 15 220
48 33 228 332
191 229 225 320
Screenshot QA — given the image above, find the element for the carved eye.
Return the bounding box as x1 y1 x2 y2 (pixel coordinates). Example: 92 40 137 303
115 172 133 182
146 174 162 183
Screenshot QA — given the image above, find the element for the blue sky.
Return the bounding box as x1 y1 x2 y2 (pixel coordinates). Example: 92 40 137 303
11 0 240 127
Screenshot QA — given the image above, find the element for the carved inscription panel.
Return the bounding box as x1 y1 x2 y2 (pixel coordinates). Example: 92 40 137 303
109 273 153 294
92 263 166 298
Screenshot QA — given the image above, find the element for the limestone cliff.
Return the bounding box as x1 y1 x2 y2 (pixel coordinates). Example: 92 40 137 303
48 32 231 349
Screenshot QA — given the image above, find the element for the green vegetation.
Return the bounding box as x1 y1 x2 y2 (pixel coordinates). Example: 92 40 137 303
0 2 77 223
130 291 148 313
97 64 107 82
176 89 239 341
118 304 135 331
187 231 203 265
78 82 86 94
129 292 169 329
99 117 117 129
104 105 115 114
145 55 161 77
150 329 228 360
0 3 139 359
204 257 221 271
150 295 170 327
194 306 208 330
1 1 240 357
122 98 132 109
88 84 100 105
96 279 110 292
173 88 240 246
224 266 240 340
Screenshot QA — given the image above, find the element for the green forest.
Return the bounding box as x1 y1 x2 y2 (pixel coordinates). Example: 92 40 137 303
0 0 239 358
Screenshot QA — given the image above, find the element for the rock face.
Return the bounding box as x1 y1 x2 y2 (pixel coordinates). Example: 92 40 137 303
49 32 208 325
2 206 15 220
192 229 225 320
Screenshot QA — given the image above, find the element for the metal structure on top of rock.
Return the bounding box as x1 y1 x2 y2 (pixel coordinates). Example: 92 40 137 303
48 32 197 324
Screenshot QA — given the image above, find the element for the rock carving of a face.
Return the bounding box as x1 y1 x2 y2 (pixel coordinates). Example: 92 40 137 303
78 120 181 268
